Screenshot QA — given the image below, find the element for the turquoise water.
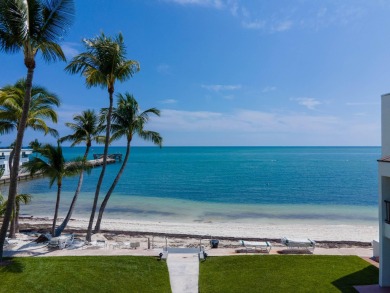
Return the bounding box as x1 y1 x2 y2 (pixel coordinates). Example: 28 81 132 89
1 146 380 225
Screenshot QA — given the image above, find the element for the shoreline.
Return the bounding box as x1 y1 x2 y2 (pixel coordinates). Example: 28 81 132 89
18 216 379 244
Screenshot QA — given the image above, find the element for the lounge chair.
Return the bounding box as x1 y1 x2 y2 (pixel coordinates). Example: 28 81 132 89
281 237 315 251
4 238 18 248
48 234 74 249
85 240 106 249
239 240 272 253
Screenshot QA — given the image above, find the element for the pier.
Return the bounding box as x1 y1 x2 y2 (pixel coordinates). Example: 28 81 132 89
93 154 122 161
0 156 120 185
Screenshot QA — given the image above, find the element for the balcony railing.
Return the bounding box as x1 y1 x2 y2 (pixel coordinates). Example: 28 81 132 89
385 200 390 224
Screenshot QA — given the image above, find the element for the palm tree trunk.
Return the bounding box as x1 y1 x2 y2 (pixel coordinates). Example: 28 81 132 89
55 147 90 237
52 183 62 236
8 206 16 238
15 202 20 234
86 90 114 242
0 65 34 262
94 140 131 232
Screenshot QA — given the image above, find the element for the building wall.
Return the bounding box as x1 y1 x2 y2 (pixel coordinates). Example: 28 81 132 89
380 94 390 287
0 149 32 177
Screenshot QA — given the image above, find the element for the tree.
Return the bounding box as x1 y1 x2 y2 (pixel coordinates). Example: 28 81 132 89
55 110 104 236
0 0 74 261
65 32 140 242
94 93 162 232
0 79 60 138
9 193 32 237
24 143 82 236
0 80 60 170
29 139 42 157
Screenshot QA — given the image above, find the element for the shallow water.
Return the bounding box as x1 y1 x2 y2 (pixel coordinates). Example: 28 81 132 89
1 146 379 225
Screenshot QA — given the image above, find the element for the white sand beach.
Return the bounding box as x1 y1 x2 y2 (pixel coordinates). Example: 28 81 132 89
19 216 378 243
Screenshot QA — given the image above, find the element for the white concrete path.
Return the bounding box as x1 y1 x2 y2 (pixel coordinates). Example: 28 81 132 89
167 253 199 293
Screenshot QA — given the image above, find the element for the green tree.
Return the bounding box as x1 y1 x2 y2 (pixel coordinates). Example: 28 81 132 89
29 139 42 157
9 193 32 238
0 0 74 261
0 79 60 171
24 143 82 236
65 32 140 242
55 110 104 236
94 93 162 232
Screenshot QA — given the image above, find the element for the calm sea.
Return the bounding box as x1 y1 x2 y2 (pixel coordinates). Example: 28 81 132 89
1 146 380 225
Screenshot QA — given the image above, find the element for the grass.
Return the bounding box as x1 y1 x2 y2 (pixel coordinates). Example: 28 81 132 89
0 256 170 293
199 255 378 293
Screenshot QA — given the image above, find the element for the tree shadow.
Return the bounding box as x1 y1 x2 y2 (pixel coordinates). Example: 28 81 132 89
332 265 379 292
0 258 25 273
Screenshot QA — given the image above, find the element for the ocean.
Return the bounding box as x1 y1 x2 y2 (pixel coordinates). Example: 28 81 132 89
0 146 380 225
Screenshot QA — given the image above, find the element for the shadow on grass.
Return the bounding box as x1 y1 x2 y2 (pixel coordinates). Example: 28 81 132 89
332 265 379 292
0 258 25 273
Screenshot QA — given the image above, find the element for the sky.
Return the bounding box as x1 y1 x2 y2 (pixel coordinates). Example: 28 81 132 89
1 0 390 146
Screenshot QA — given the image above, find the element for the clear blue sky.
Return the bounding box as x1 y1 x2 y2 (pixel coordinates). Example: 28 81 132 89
1 0 389 146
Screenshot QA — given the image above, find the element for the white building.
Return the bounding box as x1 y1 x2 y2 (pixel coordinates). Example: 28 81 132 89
378 93 390 287
0 148 32 177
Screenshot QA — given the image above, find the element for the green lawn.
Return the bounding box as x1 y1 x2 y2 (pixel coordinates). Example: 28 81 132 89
199 255 378 293
0 256 170 293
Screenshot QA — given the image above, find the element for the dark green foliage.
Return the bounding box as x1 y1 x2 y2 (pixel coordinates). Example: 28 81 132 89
199 255 378 293
0 256 171 293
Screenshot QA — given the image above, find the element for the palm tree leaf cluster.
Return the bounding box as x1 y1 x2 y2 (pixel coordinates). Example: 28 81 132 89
0 0 74 62
0 79 60 137
65 33 140 90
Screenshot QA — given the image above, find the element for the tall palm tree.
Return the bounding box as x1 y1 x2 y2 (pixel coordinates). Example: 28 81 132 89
65 32 140 242
0 0 74 261
94 93 162 232
0 79 60 171
9 193 32 238
55 110 104 236
24 143 83 236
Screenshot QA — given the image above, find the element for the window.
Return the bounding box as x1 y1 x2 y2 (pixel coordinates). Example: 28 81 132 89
0 153 5 159
0 164 5 170
22 152 29 158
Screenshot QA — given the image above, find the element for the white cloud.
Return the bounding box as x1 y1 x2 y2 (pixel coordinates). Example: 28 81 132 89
262 86 277 93
242 20 265 30
161 99 177 104
346 102 380 106
61 42 80 59
272 20 293 32
292 97 321 110
201 84 242 92
165 0 224 9
157 63 171 75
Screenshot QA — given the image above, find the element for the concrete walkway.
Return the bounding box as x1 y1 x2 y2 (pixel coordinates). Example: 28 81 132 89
167 253 199 293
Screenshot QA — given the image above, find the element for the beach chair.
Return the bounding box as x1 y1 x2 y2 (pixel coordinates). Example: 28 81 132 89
48 234 74 249
281 237 315 251
85 240 107 249
130 242 140 249
4 237 18 248
239 240 272 253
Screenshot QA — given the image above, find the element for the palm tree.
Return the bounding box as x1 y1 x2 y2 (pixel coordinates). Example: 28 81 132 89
65 32 140 242
0 79 60 170
24 143 83 236
29 139 42 157
9 193 32 238
94 93 162 232
55 110 104 236
0 79 60 138
0 0 74 261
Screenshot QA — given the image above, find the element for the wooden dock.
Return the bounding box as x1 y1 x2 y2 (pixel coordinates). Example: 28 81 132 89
93 154 122 161
0 157 118 185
